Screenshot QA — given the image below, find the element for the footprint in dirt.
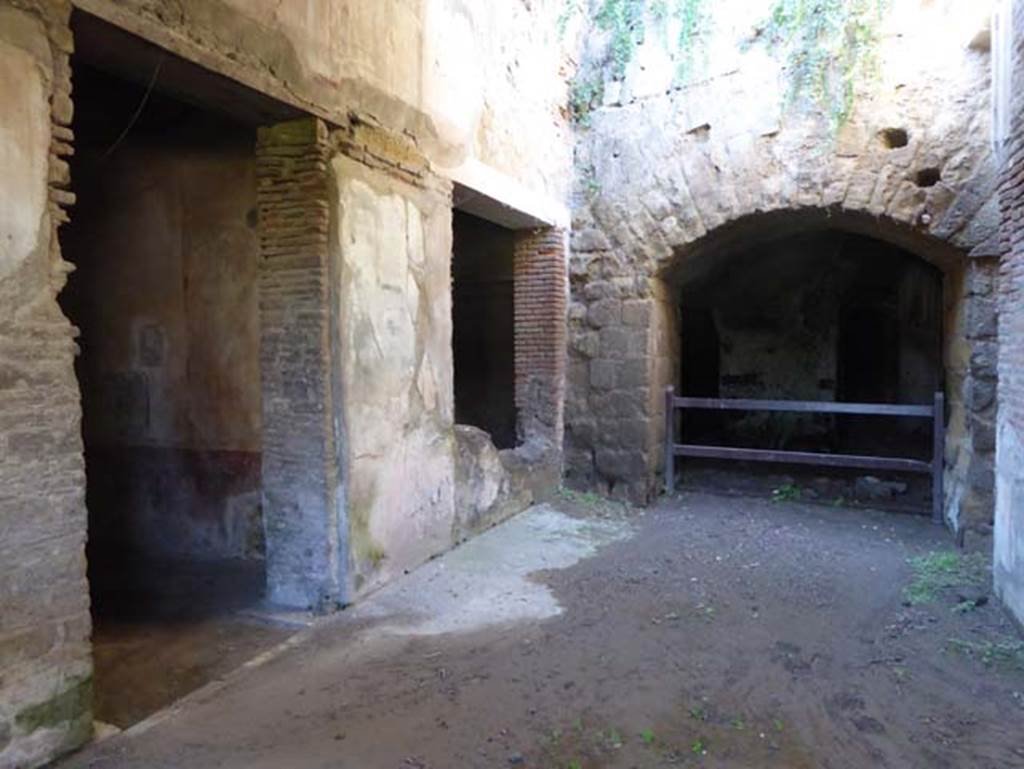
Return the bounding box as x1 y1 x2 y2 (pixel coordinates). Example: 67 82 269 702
826 690 888 735
771 641 820 675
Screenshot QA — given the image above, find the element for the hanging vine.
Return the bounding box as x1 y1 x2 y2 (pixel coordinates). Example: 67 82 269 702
754 0 889 130
565 0 710 126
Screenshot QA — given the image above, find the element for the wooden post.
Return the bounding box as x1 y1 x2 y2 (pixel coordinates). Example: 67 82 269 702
664 386 675 496
932 390 945 525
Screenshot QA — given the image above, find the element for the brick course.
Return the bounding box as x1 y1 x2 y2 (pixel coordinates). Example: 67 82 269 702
1001 1 1024 439
256 117 346 610
995 0 1024 622
514 228 568 449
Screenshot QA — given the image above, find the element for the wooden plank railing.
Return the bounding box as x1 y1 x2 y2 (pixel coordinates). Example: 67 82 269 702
664 388 946 523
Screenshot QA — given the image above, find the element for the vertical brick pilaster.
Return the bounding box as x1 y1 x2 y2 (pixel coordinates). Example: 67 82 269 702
514 228 568 449
999 0 1024 441
256 117 345 610
994 0 1024 621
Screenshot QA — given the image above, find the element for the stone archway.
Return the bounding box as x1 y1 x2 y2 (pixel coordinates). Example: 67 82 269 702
568 159 1000 534
564 0 1000 537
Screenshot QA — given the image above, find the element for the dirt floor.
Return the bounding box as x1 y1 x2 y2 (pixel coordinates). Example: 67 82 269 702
88 557 293 729
62 492 1024 768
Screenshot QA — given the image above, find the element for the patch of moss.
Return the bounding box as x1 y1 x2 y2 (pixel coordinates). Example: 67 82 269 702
904 551 988 606
349 483 387 574
15 676 92 733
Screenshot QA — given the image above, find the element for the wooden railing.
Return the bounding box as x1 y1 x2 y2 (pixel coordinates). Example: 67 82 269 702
664 388 946 523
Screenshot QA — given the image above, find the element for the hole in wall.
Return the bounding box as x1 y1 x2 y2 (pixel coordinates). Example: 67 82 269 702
914 168 942 188
879 127 909 149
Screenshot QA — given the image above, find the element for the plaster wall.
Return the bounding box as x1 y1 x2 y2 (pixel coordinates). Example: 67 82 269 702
331 153 456 597
73 0 573 216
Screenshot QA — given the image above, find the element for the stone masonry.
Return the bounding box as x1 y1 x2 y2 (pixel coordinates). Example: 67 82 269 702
566 0 1002 530
0 2 93 767
996 0 1024 624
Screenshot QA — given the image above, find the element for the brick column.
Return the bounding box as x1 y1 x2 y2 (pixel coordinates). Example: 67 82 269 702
995 0 1024 623
256 118 345 610
514 228 568 449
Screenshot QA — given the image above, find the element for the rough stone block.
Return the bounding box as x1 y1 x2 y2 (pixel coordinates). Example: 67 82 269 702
595 448 647 480
570 330 600 359
587 298 621 328
621 299 651 327
589 359 619 390
617 359 649 388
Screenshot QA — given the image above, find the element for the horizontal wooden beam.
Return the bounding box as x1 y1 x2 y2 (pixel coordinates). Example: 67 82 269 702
673 444 932 474
672 397 934 418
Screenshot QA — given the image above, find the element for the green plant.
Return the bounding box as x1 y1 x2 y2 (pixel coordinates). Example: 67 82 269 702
564 0 710 125
691 737 707 754
557 486 606 506
903 551 988 606
753 0 889 131
948 638 1024 670
952 599 979 614
597 727 624 749
670 0 709 83
771 483 801 503
594 0 648 79
640 727 656 745
570 74 606 126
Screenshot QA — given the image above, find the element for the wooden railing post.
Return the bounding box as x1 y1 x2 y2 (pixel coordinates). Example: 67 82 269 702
664 386 675 496
932 390 945 525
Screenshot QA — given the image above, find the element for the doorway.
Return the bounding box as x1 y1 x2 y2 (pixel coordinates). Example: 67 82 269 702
60 11 297 730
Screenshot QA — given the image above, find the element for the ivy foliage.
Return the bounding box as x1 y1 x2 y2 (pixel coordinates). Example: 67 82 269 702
566 0 709 125
755 0 889 130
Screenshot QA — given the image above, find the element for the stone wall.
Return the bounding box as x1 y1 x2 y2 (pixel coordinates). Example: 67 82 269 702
567 0 1001 527
0 2 93 767
996 0 1024 624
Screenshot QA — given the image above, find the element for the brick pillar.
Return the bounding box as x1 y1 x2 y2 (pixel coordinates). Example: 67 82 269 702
256 118 345 611
513 228 568 449
995 0 1024 623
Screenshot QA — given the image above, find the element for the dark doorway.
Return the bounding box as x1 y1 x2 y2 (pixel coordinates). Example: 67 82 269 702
674 230 943 508
679 307 721 442
451 210 518 449
59 11 294 730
